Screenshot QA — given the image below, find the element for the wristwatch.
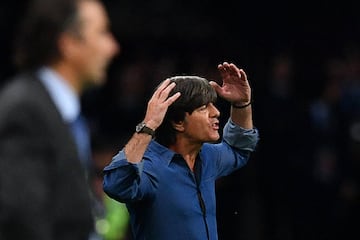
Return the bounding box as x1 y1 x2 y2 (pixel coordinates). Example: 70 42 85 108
135 122 155 137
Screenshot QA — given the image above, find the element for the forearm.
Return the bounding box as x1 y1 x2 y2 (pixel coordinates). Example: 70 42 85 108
124 132 152 164
122 79 180 164
230 104 253 129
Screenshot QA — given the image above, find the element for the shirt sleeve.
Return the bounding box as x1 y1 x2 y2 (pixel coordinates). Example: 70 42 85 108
103 150 145 202
202 118 259 178
222 118 259 152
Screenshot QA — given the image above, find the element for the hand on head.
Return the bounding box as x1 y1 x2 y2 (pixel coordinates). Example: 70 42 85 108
143 79 181 130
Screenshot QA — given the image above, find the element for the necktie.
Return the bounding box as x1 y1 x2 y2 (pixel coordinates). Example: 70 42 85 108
69 114 92 171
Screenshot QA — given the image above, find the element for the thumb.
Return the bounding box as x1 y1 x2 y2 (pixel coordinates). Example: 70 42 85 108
209 81 222 93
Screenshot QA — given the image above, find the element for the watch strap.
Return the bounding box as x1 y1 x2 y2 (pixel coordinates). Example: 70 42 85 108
136 122 155 137
140 125 155 137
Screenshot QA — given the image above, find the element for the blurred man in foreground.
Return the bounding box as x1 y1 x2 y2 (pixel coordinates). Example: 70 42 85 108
0 0 119 239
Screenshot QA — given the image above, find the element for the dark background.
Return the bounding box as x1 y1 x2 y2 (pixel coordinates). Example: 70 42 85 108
1 1 359 239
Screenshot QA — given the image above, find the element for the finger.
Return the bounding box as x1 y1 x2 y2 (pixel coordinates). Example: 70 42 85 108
227 64 240 78
222 62 231 71
209 81 223 95
222 62 234 77
222 61 230 67
218 64 228 80
165 92 181 105
239 69 248 81
209 81 220 90
154 78 171 97
158 81 176 100
228 63 244 78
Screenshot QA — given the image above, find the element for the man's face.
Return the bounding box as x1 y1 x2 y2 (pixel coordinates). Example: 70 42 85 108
70 0 119 86
180 103 221 144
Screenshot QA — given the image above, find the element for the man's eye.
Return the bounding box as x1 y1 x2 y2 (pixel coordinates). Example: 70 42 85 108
199 106 207 111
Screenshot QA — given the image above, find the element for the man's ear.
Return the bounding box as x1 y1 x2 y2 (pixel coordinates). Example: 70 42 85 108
172 120 184 132
58 32 81 60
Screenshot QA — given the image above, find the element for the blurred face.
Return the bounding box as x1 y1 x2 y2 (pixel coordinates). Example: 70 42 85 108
181 102 221 144
68 0 119 86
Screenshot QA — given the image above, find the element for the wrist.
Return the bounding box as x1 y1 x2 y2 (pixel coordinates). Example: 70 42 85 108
135 122 155 137
231 100 252 109
142 119 158 131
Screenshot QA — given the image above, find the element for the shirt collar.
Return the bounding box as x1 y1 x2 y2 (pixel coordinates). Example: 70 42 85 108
37 67 80 123
147 140 202 166
147 140 178 166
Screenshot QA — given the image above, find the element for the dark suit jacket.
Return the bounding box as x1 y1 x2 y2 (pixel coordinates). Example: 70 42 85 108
0 73 93 240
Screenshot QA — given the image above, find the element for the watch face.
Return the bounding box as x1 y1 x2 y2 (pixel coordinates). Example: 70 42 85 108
136 122 145 132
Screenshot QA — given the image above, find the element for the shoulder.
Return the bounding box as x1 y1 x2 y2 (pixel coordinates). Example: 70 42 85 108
0 72 59 125
0 72 45 106
144 140 176 165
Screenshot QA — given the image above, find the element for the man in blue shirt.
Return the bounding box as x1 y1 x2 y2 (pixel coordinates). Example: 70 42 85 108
103 62 259 240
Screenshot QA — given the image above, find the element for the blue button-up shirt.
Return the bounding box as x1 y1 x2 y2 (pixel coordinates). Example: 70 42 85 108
103 119 259 240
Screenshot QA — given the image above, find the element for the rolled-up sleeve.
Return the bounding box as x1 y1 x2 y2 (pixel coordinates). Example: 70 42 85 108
223 118 259 151
103 150 144 202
